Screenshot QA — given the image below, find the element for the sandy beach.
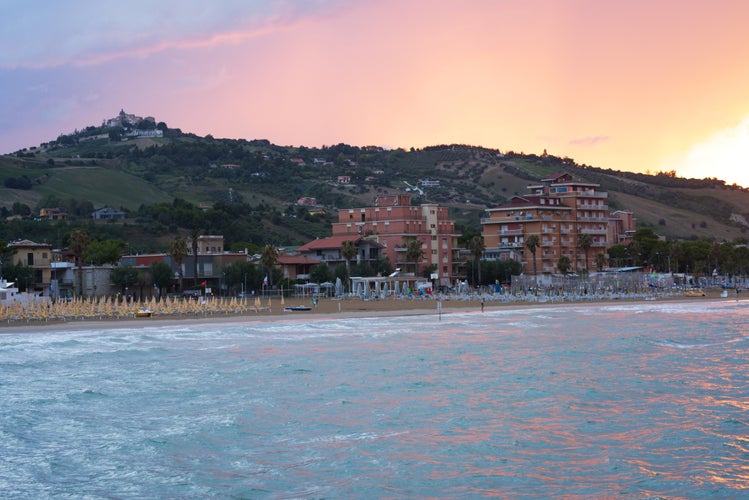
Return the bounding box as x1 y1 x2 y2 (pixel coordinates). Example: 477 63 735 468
0 288 732 334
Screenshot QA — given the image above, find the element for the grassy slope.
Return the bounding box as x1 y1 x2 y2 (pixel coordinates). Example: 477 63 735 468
0 156 171 209
38 166 171 208
608 191 740 240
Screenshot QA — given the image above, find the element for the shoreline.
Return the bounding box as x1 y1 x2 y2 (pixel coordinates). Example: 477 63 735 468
0 288 736 334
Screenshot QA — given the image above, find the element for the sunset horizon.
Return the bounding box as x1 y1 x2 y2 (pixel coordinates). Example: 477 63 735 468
2 1 748 187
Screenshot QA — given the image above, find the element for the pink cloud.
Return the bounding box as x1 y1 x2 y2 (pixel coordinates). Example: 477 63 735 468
0 1 349 69
568 136 610 147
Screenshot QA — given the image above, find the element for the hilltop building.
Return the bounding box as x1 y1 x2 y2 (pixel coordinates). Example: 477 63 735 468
330 195 461 286
103 109 163 137
481 172 635 275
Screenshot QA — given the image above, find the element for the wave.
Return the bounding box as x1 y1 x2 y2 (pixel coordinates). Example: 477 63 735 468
651 335 749 349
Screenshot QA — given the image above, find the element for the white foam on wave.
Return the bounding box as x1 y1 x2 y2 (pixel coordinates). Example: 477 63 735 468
652 335 749 350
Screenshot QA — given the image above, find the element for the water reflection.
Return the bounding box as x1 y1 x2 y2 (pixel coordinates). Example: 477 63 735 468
2 302 749 497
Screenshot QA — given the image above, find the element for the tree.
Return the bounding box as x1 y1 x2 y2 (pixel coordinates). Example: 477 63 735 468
111 265 139 297
0 240 15 280
341 240 357 277
190 227 200 287
310 262 332 284
260 244 279 288
86 239 125 265
11 202 31 217
404 238 424 276
8 263 34 292
68 229 89 297
577 233 592 272
373 256 393 277
333 263 348 286
595 252 606 272
608 244 628 268
467 235 486 286
222 261 261 295
525 234 539 279
170 236 189 291
631 228 659 266
557 255 572 275
108 128 123 142
150 261 174 298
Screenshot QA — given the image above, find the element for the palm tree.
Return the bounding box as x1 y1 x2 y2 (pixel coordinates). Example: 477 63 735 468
557 255 571 275
340 240 357 293
525 234 539 280
595 252 606 272
68 229 89 297
0 239 14 280
190 227 200 287
170 236 189 291
341 239 357 275
404 238 424 276
468 235 485 286
577 233 592 272
260 244 279 292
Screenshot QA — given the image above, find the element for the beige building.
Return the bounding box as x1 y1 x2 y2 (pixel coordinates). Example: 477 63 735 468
9 239 53 293
186 235 225 254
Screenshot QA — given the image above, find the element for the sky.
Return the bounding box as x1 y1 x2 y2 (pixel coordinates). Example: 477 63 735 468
2 0 749 187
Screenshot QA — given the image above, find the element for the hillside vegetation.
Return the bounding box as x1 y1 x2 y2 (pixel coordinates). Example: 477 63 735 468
2 123 749 253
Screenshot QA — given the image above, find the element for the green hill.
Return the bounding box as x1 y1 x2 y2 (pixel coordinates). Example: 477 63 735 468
2 125 748 252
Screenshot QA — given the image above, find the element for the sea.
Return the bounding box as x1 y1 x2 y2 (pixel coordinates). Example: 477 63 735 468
1 299 748 499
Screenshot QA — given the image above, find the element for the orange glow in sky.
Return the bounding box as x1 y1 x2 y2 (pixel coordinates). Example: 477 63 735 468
2 0 748 186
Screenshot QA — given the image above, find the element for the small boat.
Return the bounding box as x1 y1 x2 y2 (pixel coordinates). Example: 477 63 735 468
284 306 312 312
136 309 153 317
684 288 705 297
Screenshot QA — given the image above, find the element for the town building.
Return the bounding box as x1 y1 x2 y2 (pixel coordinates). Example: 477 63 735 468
608 210 637 246
92 207 125 220
296 235 383 276
39 207 68 221
330 195 461 286
120 244 249 296
276 253 323 281
186 235 225 254
482 172 632 275
9 239 53 294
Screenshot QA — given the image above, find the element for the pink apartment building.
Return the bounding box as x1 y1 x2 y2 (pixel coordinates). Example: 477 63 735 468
331 195 462 286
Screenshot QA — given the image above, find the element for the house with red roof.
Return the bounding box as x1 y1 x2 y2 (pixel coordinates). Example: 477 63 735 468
276 253 322 281
297 235 382 274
